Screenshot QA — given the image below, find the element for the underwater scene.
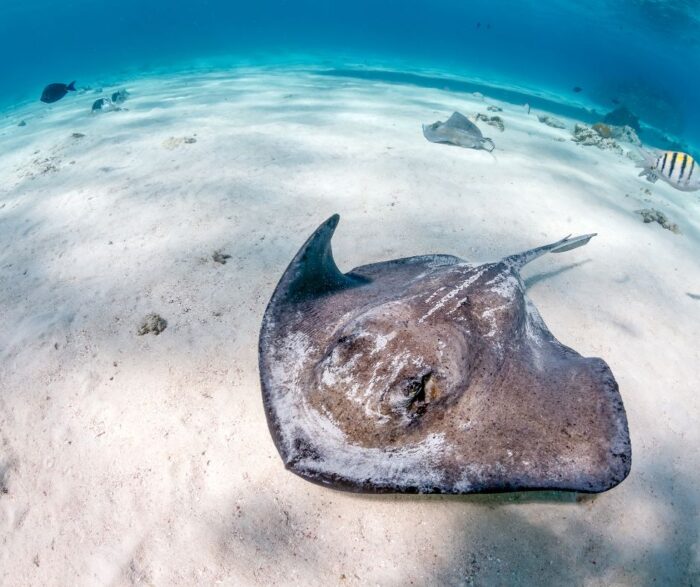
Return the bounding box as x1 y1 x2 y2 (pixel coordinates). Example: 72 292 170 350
0 0 698 585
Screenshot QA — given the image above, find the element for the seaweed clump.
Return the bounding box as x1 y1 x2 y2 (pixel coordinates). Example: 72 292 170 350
137 313 168 335
636 209 681 234
212 249 232 264
475 113 505 132
162 136 197 149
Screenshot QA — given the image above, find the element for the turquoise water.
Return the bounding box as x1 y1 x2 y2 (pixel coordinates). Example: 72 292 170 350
1 3 699 584
1 0 698 148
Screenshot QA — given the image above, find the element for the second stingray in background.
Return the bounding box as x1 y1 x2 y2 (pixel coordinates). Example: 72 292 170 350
423 111 495 152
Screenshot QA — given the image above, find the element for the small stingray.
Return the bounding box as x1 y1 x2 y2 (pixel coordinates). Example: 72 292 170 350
423 112 495 152
259 215 631 494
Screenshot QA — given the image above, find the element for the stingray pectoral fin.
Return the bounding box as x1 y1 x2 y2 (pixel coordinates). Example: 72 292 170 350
277 214 369 301
505 233 597 269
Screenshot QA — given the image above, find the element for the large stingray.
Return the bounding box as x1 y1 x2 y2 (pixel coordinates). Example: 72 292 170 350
259 215 631 494
423 111 495 152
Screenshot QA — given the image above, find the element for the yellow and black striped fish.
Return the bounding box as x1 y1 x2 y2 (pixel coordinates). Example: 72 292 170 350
638 149 700 192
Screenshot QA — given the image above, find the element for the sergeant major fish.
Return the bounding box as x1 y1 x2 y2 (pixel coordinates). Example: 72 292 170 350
637 149 700 192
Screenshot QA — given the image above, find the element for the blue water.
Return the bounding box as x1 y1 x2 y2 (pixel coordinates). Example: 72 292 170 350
1 0 699 147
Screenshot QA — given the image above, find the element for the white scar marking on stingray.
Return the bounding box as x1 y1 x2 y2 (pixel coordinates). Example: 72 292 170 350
425 286 447 304
523 297 548 371
320 343 363 389
270 331 313 389
481 303 510 337
447 296 469 316
371 331 397 354
363 351 411 400
321 369 337 386
484 271 520 298
298 432 450 491
418 267 487 324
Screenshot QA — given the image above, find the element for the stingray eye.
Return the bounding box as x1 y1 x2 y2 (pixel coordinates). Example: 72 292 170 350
394 371 440 420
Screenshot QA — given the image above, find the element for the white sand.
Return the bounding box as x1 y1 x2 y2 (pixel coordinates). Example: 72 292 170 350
0 67 699 586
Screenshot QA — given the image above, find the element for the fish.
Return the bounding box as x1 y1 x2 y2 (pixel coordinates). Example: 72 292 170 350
40 81 76 104
91 97 112 112
259 214 631 494
637 149 700 192
573 86 583 93
612 98 620 105
91 97 125 114
111 89 129 104
423 112 495 152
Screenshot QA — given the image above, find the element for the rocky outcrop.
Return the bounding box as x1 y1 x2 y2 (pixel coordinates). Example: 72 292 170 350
571 124 623 154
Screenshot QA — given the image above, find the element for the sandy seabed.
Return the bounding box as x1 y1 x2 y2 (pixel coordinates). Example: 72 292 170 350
0 67 699 586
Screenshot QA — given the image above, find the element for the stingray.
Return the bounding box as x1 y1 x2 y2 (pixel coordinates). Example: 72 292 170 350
259 215 631 494
423 111 495 152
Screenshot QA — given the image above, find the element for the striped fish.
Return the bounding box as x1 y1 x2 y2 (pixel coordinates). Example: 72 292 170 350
637 149 700 192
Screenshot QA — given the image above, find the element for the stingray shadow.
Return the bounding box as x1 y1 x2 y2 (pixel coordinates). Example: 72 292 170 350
523 260 591 290
344 488 588 506
426 459 699 586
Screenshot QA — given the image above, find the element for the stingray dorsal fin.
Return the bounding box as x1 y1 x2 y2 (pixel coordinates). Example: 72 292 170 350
281 214 366 301
505 233 597 270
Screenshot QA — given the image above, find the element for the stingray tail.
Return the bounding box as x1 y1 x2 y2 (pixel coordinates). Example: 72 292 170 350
481 137 496 153
505 233 597 270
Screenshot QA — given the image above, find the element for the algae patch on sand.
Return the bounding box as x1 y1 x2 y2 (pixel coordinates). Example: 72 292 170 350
137 313 168 335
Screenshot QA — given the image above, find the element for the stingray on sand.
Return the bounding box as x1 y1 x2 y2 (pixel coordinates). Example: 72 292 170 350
259 215 631 494
423 111 495 152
